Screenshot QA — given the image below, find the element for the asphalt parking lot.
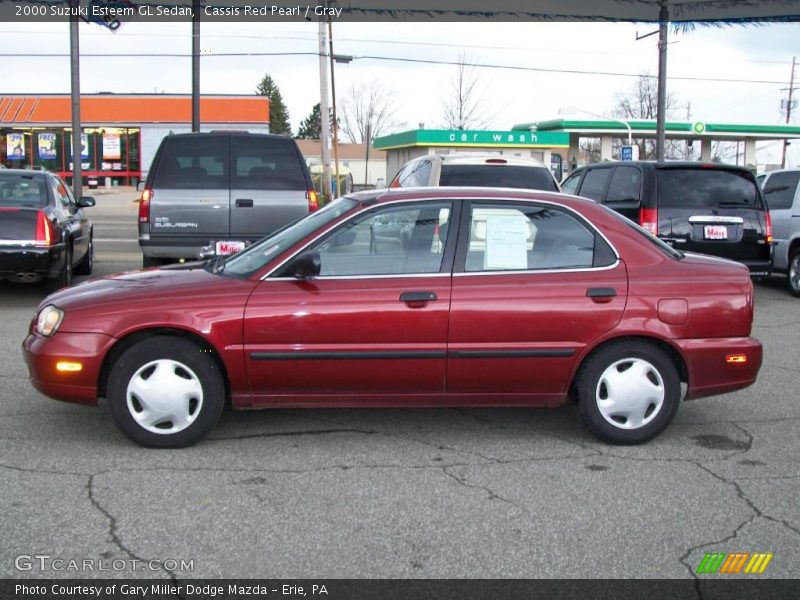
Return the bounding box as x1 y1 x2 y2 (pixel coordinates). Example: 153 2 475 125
1 189 798 581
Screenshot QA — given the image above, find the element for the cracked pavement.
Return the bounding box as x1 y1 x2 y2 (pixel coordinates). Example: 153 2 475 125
1 198 798 581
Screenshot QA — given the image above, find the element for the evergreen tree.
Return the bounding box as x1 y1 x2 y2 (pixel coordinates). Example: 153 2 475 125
255 74 291 135
297 103 323 139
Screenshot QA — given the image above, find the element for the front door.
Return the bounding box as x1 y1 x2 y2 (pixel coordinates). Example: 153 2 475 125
447 200 628 405
242 200 456 402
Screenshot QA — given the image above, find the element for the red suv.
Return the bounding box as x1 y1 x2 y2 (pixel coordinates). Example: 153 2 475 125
23 188 762 447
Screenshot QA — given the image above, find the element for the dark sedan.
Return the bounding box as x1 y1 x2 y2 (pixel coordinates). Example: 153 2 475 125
0 169 94 292
23 188 761 447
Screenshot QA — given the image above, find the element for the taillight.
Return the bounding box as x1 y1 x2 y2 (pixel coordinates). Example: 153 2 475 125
35 210 53 246
639 207 659 236
138 188 151 223
765 211 773 244
307 189 320 212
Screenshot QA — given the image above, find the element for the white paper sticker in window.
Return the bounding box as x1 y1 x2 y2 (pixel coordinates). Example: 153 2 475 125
484 214 529 270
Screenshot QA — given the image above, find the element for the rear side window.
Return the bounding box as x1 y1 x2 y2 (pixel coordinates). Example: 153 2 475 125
657 168 761 209
231 136 308 190
578 168 612 200
763 171 800 210
606 166 642 201
0 174 48 207
154 136 229 190
439 165 558 191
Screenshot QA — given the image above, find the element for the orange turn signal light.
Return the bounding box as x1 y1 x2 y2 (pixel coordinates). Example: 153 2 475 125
56 361 83 373
725 354 747 364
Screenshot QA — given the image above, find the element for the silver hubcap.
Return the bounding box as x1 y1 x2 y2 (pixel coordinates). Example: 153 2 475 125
596 358 665 430
790 254 800 292
126 359 203 435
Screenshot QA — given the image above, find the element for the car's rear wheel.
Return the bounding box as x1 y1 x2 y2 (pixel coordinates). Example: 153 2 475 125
107 336 225 447
46 244 72 293
787 247 800 297
74 231 93 276
576 341 680 445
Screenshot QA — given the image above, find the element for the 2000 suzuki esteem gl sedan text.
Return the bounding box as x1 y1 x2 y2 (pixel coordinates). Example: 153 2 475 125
23 188 763 447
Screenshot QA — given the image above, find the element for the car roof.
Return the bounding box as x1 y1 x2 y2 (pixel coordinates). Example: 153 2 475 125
571 160 753 173
346 186 595 210
165 131 292 141
0 168 48 178
437 154 547 167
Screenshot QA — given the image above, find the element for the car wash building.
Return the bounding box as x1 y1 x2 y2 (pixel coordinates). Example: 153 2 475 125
0 94 270 186
374 129 571 182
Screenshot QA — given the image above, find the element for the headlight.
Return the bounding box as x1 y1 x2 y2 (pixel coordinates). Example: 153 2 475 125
35 305 64 337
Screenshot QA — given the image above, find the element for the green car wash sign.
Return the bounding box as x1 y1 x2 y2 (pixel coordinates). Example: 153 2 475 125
374 129 570 150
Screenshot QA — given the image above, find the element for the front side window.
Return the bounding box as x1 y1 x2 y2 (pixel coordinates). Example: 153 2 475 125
307 202 452 276
464 204 597 272
223 197 358 277
763 171 800 211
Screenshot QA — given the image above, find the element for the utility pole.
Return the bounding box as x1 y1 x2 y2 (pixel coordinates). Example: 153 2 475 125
318 21 332 203
655 0 669 163
69 5 82 197
782 56 797 168
191 0 200 132
328 11 341 197
364 122 371 188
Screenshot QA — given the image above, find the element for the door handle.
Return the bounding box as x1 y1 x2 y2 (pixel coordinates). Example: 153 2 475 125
586 287 617 301
400 291 437 304
235 199 254 208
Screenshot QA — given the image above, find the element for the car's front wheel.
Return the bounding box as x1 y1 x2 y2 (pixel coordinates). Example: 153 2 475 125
787 247 800 298
107 336 225 447
576 341 680 445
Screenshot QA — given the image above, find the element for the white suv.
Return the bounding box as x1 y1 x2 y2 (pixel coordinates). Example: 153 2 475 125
389 154 560 192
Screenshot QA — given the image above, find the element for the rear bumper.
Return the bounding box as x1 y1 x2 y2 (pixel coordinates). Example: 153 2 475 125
741 259 772 277
140 236 259 260
22 330 115 405
674 336 763 400
0 245 62 279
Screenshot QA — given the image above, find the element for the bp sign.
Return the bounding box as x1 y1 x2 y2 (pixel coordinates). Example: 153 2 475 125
692 122 707 135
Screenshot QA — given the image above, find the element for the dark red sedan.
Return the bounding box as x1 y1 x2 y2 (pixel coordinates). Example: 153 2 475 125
22 188 762 447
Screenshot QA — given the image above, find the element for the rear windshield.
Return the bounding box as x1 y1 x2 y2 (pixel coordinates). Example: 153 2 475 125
657 168 761 210
0 174 48 207
439 165 558 191
153 135 308 190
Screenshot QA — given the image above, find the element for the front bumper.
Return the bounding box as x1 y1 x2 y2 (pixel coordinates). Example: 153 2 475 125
22 330 116 405
674 336 763 400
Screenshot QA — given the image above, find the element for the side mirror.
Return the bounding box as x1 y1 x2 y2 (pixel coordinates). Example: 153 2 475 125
291 251 321 279
77 196 96 208
136 181 146 192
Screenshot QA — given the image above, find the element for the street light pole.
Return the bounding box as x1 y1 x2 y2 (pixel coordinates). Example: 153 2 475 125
655 0 669 163
191 0 200 132
69 6 82 198
318 21 332 203
328 11 341 197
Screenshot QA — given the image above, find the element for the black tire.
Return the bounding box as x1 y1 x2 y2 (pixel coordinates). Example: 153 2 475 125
46 244 72 293
575 341 681 445
787 247 800 298
74 231 94 276
106 336 225 448
142 255 162 268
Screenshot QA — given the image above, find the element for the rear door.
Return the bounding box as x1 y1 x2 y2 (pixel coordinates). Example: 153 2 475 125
149 135 230 243
655 167 770 265
447 200 627 404
229 136 310 243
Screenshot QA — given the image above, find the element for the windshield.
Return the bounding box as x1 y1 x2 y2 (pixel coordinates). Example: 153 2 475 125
0 174 48 207
439 165 558 191
599 204 684 260
220 197 358 277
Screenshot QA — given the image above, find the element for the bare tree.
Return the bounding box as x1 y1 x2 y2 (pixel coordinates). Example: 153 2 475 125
612 73 684 160
339 83 403 144
441 52 491 130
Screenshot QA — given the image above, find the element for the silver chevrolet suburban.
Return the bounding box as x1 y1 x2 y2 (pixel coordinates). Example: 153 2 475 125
138 132 317 267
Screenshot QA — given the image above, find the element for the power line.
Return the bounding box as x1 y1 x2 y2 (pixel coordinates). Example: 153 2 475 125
0 50 790 85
